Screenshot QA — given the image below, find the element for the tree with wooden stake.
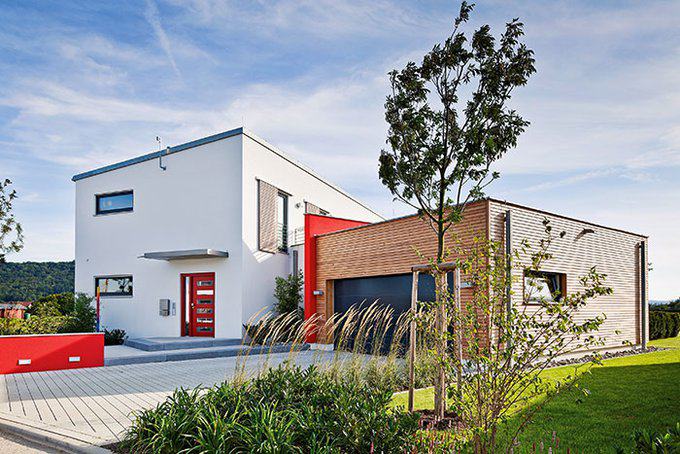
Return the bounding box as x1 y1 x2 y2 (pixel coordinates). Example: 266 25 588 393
379 2 535 419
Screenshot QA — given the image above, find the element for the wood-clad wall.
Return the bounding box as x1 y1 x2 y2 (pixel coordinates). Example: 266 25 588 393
314 200 490 334
488 200 647 349
313 198 646 350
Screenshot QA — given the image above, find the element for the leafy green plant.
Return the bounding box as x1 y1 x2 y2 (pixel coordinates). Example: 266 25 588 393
273 272 303 316
0 315 71 335
104 328 127 346
616 422 680 453
123 365 420 453
62 293 96 333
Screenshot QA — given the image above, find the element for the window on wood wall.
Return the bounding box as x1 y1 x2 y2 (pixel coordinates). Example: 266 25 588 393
524 270 566 304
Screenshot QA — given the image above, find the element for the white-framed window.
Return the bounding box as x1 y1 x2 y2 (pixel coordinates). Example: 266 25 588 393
95 275 133 297
524 270 566 304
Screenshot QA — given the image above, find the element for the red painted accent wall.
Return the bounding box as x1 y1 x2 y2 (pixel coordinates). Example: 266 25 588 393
304 214 370 342
0 333 104 374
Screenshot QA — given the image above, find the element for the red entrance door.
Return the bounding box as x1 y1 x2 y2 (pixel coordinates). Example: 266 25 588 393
181 273 215 337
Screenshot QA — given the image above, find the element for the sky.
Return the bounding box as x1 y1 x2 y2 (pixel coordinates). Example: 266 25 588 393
0 0 678 300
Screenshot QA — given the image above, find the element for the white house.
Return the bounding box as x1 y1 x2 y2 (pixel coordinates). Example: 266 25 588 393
73 127 383 339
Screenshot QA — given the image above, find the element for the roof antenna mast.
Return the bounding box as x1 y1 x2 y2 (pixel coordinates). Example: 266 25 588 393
156 136 167 171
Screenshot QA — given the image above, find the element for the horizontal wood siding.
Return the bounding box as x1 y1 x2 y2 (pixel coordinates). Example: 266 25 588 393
314 200 489 341
488 200 646 349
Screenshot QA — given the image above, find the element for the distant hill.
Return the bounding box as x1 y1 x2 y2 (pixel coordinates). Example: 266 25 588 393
0 261 74 302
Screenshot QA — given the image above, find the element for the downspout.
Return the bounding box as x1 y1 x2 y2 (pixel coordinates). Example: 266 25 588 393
640 241 647 349
505 210 513 351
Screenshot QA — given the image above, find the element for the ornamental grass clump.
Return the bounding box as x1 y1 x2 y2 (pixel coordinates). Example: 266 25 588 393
123 365 420 453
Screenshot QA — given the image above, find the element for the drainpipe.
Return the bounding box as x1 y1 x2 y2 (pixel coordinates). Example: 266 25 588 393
640 241 647 349
505 210 513 351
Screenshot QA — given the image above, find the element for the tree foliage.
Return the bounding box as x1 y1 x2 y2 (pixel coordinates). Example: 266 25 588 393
378 1 535 418
0 179 24 262
0 261 74 302
418 220 613 452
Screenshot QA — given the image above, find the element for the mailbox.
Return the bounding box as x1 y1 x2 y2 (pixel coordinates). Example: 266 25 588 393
159 299 170 316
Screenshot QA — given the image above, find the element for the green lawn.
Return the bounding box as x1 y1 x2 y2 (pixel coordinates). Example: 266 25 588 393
392 337 680 451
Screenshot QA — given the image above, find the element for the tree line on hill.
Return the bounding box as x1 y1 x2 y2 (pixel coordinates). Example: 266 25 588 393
0 261 74 302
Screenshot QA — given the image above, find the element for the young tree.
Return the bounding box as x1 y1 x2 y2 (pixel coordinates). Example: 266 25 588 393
0 179 24 262
447 221 612 452
379 2 535 418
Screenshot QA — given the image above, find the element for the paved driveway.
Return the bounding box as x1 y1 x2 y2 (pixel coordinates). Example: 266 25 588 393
0 350 346 448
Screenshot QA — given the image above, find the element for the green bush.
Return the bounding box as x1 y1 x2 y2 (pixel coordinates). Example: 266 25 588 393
123 365 420 453
616 422 680 453
62 293 96 333
649 311 680 340
104 328 127 346
0 316 71 335
273 273 303 316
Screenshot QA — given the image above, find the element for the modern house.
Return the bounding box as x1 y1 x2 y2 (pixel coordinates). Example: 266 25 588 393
304 199 649 352
72 127 383 339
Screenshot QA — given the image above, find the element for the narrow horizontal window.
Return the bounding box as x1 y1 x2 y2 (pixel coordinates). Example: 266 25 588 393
96 275 133 297
96 191 133 215
524 270 565 304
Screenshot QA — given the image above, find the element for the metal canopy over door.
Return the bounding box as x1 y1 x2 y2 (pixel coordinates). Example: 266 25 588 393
181 272 215 337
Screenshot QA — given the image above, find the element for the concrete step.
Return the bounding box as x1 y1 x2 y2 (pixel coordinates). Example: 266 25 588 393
105 343 308 366
124 337 243 351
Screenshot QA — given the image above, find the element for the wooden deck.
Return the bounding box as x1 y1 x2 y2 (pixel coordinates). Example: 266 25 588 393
0 350 342 446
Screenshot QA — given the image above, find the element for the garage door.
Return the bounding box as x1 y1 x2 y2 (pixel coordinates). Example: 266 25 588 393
333 273 453 353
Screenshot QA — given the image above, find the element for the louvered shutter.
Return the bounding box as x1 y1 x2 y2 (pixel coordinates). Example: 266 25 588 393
258 180 278 253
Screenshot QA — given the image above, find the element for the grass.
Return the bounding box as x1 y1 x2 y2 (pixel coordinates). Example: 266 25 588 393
391 337 680 451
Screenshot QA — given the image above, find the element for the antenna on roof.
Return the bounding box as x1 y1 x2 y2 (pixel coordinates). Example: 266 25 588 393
156 136 167 171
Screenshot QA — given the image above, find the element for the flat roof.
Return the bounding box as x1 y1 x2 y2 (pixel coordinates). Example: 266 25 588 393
316 198 647 239
72 127 383 219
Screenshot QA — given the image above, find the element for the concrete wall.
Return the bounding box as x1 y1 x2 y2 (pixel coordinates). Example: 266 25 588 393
75 135 244 339
239 133 383 324
75 129 383 339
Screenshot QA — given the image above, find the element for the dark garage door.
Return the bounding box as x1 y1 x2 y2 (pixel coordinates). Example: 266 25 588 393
333 273 453 352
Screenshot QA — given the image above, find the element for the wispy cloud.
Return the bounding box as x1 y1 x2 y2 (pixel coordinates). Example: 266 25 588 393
144 0 181 78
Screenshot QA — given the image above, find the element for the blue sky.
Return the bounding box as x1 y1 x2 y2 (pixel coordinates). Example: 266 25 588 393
1 0 678 300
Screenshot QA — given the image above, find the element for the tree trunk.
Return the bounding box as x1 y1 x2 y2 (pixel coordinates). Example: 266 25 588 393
434 271 448 419
433 212 448 420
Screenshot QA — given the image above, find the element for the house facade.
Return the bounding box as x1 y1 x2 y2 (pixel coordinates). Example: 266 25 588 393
73 127 382 339
304 199 649 352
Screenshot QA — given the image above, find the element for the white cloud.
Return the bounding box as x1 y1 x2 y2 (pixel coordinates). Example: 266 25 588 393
144 0 182 78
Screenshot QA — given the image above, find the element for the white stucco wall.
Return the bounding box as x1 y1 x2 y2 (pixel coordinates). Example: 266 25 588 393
74 135 244 339
240 133 383 323
74 129 383 340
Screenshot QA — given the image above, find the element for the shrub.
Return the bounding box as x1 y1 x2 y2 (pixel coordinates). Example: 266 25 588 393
0 316 71 335
30 292 75 316
61 293 96 333
273 273 303 316
649 311 680 340
123 365 420 453
104 328 127 346
615 422 680 453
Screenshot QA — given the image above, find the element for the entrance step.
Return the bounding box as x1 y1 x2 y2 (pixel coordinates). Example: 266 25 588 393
124 337 243 351
105 343 307 366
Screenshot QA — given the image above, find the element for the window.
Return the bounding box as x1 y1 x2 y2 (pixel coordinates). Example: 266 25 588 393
95 275 133 297
96 191 133 215
524 271 565 304
277 192 288 251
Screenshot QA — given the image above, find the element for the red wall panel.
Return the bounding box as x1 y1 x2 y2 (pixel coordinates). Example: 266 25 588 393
0 333 104 374
304 214 370 342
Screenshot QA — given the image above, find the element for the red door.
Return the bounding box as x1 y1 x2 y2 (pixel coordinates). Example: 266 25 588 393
182 273 215 337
